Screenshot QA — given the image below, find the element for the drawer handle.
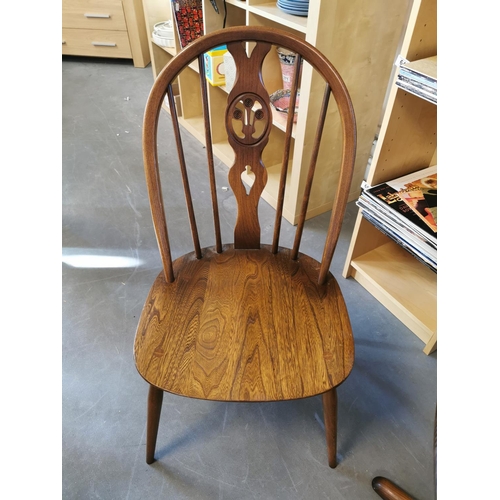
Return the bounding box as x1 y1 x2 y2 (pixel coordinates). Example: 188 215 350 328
92 42 117 47
62 40 66 44
84 13 111 18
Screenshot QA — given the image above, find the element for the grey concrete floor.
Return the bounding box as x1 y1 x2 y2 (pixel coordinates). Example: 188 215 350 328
62 55 437 500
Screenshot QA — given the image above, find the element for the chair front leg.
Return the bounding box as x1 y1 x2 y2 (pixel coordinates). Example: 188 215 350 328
146 384 164 464
322 387 338 468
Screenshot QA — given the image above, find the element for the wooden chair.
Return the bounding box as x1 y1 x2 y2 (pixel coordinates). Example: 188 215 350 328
134 26 357 468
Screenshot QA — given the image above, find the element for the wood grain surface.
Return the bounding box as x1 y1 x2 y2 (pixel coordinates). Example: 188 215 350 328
135 245 354 401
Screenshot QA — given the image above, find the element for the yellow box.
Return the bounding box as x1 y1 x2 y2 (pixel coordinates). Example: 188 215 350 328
204 45 227 86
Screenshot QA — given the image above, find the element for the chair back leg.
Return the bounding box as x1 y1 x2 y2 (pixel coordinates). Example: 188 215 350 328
146 385 164 464
322 387 338 468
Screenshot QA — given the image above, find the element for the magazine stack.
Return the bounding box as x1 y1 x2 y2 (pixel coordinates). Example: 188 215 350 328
395 55 437 104
356 165 437 272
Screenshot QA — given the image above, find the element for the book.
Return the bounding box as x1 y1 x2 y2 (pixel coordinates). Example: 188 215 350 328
362 180 437 245
357 198 437 265
396 55 437 104
171 0 204 49
358 192 436 254
396 79 436 104
385 165 437 233
357 193 437 259
358 165 438 271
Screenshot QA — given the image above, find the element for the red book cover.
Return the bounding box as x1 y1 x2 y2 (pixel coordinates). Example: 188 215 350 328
171 0 204 49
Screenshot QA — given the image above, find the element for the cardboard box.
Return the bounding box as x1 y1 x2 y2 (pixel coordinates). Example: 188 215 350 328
204 45 227 86
224 51 236 91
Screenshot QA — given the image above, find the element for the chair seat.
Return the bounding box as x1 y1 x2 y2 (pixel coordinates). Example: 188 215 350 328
134 245 354 402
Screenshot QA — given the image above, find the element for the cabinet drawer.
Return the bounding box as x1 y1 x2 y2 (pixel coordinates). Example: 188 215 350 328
62 28 132 59
62 0 127 31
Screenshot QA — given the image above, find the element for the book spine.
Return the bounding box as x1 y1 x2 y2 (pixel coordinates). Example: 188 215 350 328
395 80 437 104
399 68 437 88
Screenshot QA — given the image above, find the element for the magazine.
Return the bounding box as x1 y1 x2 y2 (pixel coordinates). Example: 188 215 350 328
357 195 436 262
358 165 438 270
357 194 436 256
401 56 437 85
396 55 437 104
362 180 437 245
385 165 437 233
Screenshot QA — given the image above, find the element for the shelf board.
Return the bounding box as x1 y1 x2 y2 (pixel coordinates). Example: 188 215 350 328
247 3 308 33
404 55 437 81
179 116 206 144
271 106 296 137
153 40 177 57
154 41 201 73
258 162 281 204
225 0 247 8
349 241 437 345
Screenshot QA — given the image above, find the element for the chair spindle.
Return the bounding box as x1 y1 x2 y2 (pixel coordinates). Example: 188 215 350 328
272 54 302 254
143 87 175 283
146 155 175 283
198 55 223 254
291 83 331 260
167 83 202 259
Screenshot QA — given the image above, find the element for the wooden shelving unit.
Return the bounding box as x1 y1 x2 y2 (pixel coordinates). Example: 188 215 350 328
141 0 411 224
343 0 437 355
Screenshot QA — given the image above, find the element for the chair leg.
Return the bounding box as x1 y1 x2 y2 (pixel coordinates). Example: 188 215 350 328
372 476 415 500
146 384 164 464
322 387 338 468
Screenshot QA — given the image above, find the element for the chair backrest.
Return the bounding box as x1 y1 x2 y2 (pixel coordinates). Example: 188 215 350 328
143 26 356 286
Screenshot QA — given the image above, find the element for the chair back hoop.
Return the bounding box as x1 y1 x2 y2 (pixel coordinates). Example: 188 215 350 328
142 26 356 285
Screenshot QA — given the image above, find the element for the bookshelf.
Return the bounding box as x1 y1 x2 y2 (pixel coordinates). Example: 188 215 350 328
141 0 411 224
342 0 437 355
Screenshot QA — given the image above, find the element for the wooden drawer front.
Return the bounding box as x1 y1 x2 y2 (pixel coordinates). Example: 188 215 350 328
62 0 127 31
62 29 132 59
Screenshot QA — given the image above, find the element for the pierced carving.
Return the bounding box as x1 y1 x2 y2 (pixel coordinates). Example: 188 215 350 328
228 93 270 145
224 40 272 249
241 166 255 196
